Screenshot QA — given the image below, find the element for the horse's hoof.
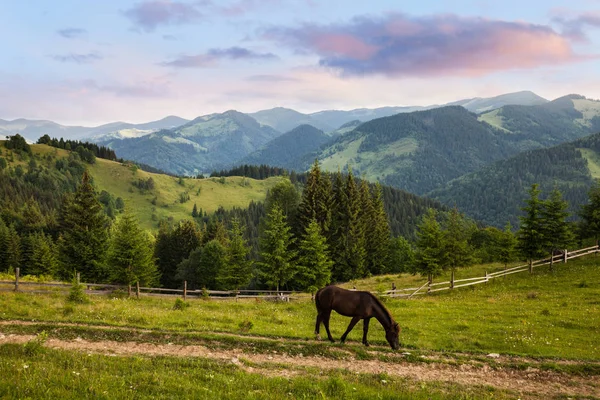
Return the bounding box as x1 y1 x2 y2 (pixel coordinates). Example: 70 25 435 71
363 342 370 347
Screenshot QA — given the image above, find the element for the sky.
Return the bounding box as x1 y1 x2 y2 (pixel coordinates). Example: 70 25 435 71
1 0 599 126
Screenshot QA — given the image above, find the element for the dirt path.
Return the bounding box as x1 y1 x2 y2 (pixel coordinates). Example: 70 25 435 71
1 330 598 399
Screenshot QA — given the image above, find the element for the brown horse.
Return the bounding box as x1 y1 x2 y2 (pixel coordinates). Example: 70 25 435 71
314 285 400 349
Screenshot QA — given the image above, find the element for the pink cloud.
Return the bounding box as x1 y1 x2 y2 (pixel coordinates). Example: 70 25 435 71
264 13 592 77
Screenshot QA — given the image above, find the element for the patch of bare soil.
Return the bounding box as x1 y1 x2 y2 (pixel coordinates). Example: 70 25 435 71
1 329 598 399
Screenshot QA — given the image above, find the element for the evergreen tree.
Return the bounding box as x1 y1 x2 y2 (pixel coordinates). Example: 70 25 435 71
497 222 517 268
25 232 59 277
579 181 600 245
295 219 333 290
328 170 346 277
542 187 575 266
108 212 158 287
156 220 202 288
192 203 199 218
297 159 332 238
387 236 415 273
517 184 546 267
364 182 391 275
442 208 473 272
217 218 253 290
0 219 8 271
258 205 297 291
1 224 21 273
58 171 109 282
414 209 445 281
265 178 300 225
177 240 226 290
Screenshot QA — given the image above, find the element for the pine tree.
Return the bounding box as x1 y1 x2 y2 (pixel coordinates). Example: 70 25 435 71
192 203 198 218
26 232 58 277
443 208 473 272
579 181 600 245
328 170 346 279
58 170 109 282
108 212 158 287
498 221 517 269
364 182 391 275
217 218 253 290
414 209 445 281
295 219 333 291
156 220 202 288
258 205 297 291
517 184 546 268
542 187 575 267
1 224 21 274
297 159 332 239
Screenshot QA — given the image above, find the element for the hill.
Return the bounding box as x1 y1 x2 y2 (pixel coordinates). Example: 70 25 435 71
249 107 334 133
0 142 284 230
429 132 600 227
239 124 331 170
99 110 282 176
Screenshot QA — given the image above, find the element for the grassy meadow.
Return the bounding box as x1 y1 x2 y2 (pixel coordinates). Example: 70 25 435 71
6 144 282 230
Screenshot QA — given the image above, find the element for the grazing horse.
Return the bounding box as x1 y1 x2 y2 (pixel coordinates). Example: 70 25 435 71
314 285 400 350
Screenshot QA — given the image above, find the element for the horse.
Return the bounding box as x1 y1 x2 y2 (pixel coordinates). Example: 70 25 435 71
314 285 400 350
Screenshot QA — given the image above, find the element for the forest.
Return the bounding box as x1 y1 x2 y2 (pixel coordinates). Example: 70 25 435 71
1 134 599 293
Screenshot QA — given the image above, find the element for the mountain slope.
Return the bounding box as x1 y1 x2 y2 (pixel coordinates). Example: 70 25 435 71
249 107 334 133
448 90 548 114
429 132 600 228
0 116 190 142
101 110 282 175
240 124 331 170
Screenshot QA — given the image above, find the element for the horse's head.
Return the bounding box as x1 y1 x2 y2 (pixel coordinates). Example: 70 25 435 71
385 322 401 350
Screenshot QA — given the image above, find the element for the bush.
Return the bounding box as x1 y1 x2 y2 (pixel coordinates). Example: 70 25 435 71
173 298 189 310
67 279 89 304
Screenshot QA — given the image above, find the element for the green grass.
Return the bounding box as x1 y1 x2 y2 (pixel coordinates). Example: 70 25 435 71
0 343 515 399
10 144 282 230
478 109 512 133
1 256 599 360
578 148 600 179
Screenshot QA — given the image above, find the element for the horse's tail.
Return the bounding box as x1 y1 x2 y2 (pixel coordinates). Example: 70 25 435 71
314 287 324 312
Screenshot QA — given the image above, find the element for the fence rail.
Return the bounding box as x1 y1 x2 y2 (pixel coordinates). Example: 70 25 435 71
384 245 598 298
1 246 598 301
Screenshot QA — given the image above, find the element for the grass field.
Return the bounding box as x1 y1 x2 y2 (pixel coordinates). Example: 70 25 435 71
4 143 282 230
1 256 599 398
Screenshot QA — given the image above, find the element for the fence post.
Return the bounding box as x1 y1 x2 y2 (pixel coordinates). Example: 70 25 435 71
450 270 455 289
136 281 140 299
128 284 132 297
76 272 80 285
14 267 19 291
427 275 432 294
564 249 568 263
485 271 488 283
529 259 533 274
183 281 187 301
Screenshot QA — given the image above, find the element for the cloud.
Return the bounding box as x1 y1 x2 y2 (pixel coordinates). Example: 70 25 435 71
218 0 279 16
161 46 277 67
245 74 300 82
50 53 102 64
264 13 588 77
124 1 204 32
57 28 87 39
553 12 600 41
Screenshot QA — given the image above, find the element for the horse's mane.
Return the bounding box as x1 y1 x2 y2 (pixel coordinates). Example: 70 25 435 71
367 291 394 327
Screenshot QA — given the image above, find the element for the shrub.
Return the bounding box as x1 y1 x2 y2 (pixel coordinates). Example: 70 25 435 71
67 279 89 304
23 331 48 356
173 298 189 310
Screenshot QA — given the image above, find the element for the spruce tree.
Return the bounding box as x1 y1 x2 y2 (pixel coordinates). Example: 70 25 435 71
177 240 226 290
414 209 445 282
217 218 253 290
579 181 600 245
297 159 332 238
58 170 109 282
192 203 198 218
156 220 202 288
296 219 333 290
328 170 346 279
498 221 517 269
365 182 391 275
517 184 546 267
542 187 575 266
25 232 59 277
1 224 21 274
108 212 158 287
443 208 473 272
338 170 367 281
258 204 297 291
387 236 415 273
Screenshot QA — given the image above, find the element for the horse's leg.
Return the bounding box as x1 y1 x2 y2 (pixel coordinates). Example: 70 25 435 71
322 310 335 342
340 316 361 344
362 318 371 346
314 313 323 340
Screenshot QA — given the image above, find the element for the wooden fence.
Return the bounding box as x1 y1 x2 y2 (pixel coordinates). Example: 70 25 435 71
1 246 597 301
384 245 598 298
